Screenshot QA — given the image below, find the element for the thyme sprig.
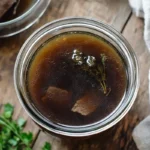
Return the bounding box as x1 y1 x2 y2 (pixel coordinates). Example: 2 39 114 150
72 49 110 95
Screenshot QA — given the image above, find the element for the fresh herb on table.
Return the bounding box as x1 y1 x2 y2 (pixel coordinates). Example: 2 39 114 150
42 142 51 150
0 103 51 150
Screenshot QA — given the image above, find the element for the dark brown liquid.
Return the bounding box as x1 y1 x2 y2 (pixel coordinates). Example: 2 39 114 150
0 0 35 22
27 33 127 126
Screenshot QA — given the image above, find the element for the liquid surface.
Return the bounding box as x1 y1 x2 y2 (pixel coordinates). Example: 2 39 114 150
28 33 127 126
0 0 36 22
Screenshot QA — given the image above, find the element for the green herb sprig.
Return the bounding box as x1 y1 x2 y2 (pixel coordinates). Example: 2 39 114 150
0 103 51 150
42 142 51 150
72 50 111 95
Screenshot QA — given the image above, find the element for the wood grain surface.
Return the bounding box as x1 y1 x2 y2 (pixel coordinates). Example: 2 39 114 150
0 0 149 149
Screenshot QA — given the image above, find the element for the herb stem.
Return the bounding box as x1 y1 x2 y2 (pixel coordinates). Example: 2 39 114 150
72 50 110 95
0 103 51 150
0 116 27 146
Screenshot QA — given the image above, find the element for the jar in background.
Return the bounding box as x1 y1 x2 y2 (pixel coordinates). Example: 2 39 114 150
0 0 50 38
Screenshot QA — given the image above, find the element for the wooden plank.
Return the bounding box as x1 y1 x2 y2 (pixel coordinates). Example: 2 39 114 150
21 0 131 32
0 36 39 139
45 0 131 32
31 0 134 150
123 14 150 119
119 14 150 149
33 132 68 150
33 115 139 150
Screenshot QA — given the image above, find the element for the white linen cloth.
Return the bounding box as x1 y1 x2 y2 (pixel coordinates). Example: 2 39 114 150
129 1 150 149
133 116 150 150
129 0 150 51
132 70 150 150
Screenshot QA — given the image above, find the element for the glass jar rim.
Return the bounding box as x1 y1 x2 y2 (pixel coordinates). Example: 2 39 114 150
14 17 139 137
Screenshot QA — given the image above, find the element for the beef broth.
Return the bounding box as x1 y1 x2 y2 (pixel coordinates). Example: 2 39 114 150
27 32 127 126
0 0 16 18
0 0 35 22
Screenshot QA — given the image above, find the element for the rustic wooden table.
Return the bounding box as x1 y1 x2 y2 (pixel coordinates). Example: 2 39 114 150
0 0 150 149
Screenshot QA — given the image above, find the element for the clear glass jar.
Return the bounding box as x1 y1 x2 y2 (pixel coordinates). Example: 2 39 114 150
0 0 50 38
14 18 139 137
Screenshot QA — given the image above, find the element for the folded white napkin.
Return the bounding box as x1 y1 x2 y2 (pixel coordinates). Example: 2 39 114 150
133 116 150 150
129 1 150 149
132 70 150 150
129 0 150 51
